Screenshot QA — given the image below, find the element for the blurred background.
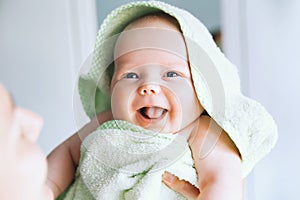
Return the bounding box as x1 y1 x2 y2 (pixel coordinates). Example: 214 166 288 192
0 0 299 199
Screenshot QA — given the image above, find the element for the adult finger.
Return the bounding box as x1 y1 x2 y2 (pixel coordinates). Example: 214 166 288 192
162 171 199 200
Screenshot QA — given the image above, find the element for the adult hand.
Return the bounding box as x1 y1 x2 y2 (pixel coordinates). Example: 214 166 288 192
162 116 243 200
0 84 53 200
162 171 199 199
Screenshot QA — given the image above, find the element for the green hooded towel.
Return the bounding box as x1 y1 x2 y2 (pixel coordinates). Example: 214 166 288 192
61 1 278 199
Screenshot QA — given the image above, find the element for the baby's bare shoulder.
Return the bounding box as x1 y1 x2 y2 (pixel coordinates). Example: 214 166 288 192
188 115 241 162
188 116 242 190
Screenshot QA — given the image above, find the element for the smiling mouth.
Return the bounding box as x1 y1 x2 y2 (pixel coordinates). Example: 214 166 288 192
139 106 168 120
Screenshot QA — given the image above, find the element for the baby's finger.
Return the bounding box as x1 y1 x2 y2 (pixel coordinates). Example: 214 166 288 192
162 171 199 200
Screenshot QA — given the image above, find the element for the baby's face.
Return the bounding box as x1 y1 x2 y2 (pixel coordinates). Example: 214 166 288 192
110 20 203 133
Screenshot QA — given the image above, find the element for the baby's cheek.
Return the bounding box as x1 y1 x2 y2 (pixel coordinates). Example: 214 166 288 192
169 81 201 125
111 83 135 120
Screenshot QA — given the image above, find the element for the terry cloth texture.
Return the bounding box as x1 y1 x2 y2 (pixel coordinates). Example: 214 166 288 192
78 1 278 177
62 120 197 200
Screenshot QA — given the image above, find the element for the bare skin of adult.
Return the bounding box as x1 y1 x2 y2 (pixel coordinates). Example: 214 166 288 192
0 84 53 200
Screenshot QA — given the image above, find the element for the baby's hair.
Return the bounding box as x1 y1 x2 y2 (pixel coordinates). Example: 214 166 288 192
125 11 181 32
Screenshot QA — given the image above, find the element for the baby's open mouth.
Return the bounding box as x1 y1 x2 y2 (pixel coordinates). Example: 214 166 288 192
139 106 168 120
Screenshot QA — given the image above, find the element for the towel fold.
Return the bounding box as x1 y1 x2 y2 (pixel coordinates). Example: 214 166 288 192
62 120 198 200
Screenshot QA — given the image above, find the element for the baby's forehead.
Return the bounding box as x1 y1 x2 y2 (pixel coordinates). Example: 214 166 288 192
115 28 186 56
114 18 187 63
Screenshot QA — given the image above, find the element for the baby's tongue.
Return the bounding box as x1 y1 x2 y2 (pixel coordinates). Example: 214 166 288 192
144 107 165 119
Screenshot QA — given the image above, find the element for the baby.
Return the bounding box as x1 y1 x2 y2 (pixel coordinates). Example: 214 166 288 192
47 1 277 200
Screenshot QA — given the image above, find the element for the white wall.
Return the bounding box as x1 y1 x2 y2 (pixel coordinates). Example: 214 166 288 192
5 0 298 199
222 0 300 199
96 0 221 31
0 0 96 154
0 0 220 154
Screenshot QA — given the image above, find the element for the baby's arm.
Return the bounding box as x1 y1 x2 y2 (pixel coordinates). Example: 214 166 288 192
46 110 113 198
163 116 243 200
191 116 243 199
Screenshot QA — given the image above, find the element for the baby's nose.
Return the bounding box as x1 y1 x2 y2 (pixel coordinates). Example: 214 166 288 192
138 84 161 95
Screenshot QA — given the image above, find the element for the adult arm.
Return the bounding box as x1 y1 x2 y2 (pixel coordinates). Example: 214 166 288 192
46 110 112 198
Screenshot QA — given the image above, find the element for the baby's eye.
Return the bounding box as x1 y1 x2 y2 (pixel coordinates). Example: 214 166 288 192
124 72 139 79
165 71 179 78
